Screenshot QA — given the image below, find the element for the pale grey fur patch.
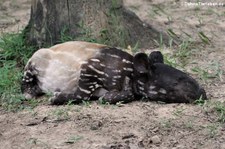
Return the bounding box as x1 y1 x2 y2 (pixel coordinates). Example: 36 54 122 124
80 61 88 65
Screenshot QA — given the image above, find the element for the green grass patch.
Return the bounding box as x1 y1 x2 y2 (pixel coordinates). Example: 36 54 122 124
0 32 36 111
195 100 225 123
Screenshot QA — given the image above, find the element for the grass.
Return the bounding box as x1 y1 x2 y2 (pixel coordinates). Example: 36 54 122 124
191 61 223 83
206 124 219 138
0 31 36 111
173 107 185 117
195 99 225 123
51 107 70 121
27 137 50 148
213 101 225 123
161 38 195 69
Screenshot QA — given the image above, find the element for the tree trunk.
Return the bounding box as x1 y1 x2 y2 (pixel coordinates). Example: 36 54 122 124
25 0 173 48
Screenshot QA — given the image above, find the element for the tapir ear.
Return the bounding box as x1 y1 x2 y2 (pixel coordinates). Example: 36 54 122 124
149 51 164 64
133 53 150 74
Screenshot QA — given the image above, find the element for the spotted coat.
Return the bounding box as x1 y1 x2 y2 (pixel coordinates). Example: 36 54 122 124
21 41 134 104
21 41 207 105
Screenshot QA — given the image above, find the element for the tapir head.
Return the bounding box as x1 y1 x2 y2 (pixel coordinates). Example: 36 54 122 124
133 51 207 103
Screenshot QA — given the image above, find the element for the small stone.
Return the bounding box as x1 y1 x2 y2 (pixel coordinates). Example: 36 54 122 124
90 121 103 130
150 135 161 144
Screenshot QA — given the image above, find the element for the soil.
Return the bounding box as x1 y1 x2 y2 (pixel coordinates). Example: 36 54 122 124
0 0 225 149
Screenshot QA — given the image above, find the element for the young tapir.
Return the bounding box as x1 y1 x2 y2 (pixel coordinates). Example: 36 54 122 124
21 41 134 105
133 51 207 103
21 41 207 105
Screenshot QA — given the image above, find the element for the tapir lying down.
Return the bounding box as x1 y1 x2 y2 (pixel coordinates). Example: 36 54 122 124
21 41 207 105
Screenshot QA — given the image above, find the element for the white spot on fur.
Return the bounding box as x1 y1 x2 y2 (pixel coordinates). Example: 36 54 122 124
159 88 167 94
112 79 117 82
113 69 121 73
97 78 104 81
107 54 120 58
87 82 98 85
76 95 82 99
113 75 121 79
88 65 104 75
139 87 145 91
89 86 94 89
137 80 144 85
100 63 106 67
90 59 100 62
149 91 158 95
81 73 94 77
105 73 109 77
95 84 102 88
78 87 91 94
27 70 32 74
150 86 156 89
122 59 132 64
123 68 133 72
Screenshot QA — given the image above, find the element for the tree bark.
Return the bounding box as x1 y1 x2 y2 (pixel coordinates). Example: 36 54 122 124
25 0 173 48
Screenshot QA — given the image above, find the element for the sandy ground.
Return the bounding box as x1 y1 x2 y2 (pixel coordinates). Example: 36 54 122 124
0 0 225 149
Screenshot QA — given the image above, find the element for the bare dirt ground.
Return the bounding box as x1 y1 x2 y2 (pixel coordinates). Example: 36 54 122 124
0 0 225 149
